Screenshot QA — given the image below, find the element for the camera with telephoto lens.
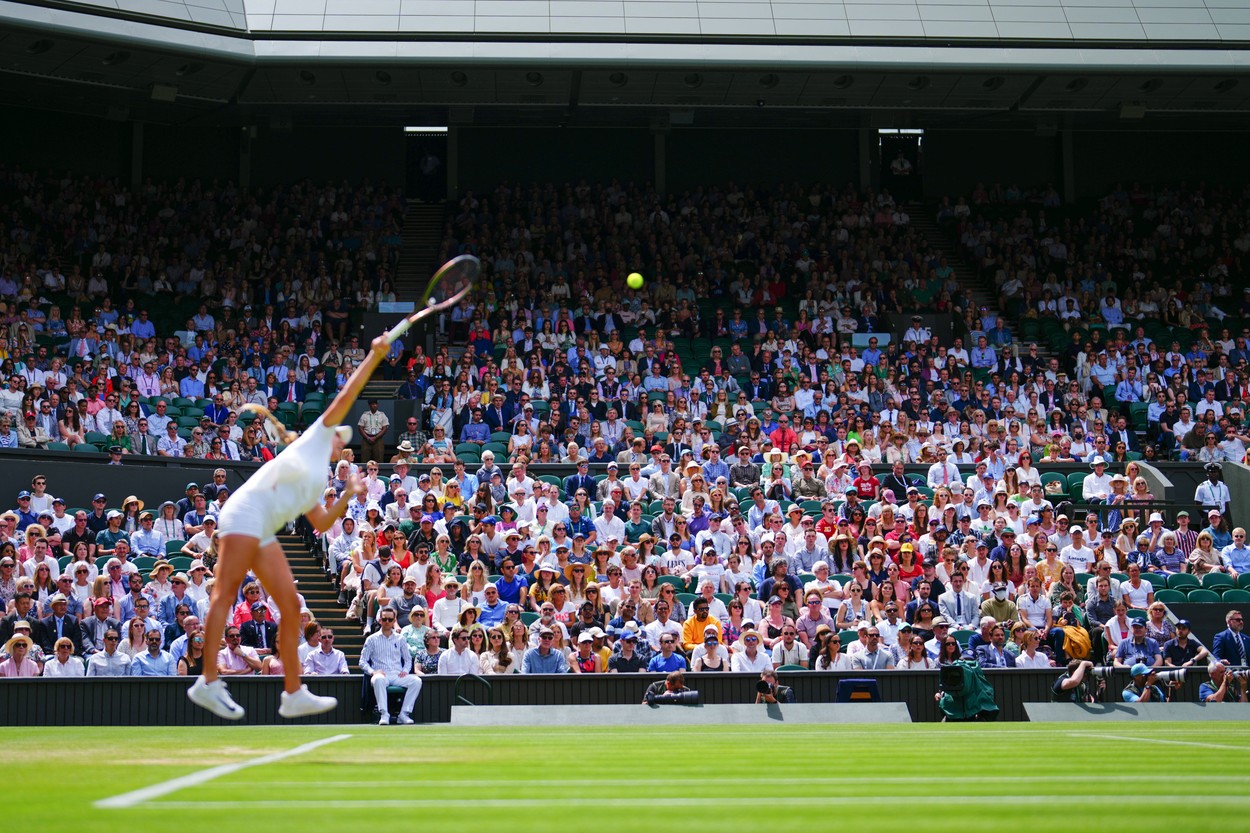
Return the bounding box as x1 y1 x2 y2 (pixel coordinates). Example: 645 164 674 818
1231 670 1250 682
1089 666 1115 680
646 690 700 706
1154 669 1186 684
756 680 774 695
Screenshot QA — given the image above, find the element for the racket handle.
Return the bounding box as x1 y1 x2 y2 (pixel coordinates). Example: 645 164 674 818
384 318 412 345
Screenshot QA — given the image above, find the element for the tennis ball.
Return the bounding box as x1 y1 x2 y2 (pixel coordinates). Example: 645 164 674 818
627 272 644 290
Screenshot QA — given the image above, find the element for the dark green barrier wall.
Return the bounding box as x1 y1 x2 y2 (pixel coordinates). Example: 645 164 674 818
1 668 1192 727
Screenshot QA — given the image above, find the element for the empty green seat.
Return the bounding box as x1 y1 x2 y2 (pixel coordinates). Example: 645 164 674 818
1201 573 1234 590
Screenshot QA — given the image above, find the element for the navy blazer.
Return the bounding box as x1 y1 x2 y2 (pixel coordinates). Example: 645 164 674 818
240 619 279 652
1212 628 1250 666
974 644 1016 669
273 382 306 404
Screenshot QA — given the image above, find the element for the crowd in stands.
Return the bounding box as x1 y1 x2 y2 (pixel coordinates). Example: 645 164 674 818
0 470 350 677
0 168 403 459
2 174 1249 690
1 459 1249 683
940 181 1250 463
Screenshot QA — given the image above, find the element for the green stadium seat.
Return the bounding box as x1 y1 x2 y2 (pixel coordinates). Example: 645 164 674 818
951 629 974 648
1167 574 1200 589
46 442 70 452
1066 472 1086 501
1041 472 1067 492
1185 589 1222 603
714 593 733 605
520 612 539 626
1126 609 1147 621
84 431 110 446
676 593 698 607
1153 589 1187 604
837 630 858 652
1201 573 1234 590
1220 589 1250 603
73 445 104 455
776 664 807 672
658 575 686 590
57 556 72 571
165 541 184 556
490 431 512 443
1238 574 1250 590
132 557 157 573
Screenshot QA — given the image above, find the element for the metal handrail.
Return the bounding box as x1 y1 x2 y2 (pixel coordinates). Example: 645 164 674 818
453 673 492 707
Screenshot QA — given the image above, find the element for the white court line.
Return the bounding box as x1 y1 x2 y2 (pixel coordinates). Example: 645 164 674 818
136 794 1250 810
95 734 353 809
244 774 1250 789
1068 732 1250 752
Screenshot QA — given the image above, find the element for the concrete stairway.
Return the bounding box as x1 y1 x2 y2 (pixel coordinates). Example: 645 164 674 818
282 533 363 669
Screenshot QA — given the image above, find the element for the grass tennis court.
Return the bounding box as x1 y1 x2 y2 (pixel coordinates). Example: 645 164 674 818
7 722 1249 831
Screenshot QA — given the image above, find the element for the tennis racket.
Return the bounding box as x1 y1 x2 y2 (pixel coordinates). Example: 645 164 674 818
384 253 480 345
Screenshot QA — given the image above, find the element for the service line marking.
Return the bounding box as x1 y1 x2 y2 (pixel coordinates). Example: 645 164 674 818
95 734 353 809
238 774 1250 789
135 794 1250 810
1068 732 1250 752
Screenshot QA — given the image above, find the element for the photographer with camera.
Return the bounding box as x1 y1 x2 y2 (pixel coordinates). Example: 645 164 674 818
755 668 795 704
1113 619 1162 668
1199 661 1249 703
642 670 698 705
1052 659 1102 703
1122 662 1169 703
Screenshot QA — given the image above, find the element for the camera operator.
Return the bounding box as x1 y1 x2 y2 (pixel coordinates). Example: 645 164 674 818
754 668 795 705
642 670 694 704
1122 662 1168 703
1052 659 1102 704
1199 661 1248 703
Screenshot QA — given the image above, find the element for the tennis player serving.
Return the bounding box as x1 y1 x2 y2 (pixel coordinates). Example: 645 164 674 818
189 255 479 720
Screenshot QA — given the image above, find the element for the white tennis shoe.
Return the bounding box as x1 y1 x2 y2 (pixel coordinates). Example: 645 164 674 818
188 676 245 720
278 685 338 718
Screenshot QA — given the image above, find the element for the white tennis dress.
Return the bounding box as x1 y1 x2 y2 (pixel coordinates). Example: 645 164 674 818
217 420 335 546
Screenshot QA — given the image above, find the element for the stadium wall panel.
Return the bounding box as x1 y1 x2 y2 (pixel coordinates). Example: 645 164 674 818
922 130 1060 199
1072 131 1250 199
458 127 654 192
667 129 859 191
1 669 1189 726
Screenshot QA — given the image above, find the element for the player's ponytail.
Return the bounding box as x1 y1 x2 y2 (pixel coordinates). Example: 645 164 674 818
240 404 299 445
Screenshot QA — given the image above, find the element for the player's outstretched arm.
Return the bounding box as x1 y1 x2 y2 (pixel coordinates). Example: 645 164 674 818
319 336 391 428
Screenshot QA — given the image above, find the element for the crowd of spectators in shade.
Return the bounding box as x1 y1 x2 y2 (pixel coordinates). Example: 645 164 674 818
0 167 404 459
940 181 1250 463
1 174 1247 686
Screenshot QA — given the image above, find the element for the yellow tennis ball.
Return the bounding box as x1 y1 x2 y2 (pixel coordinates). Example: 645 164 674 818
627 272 644 290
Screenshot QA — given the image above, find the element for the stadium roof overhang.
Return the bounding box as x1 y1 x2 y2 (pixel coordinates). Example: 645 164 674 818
1 0 1248 127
